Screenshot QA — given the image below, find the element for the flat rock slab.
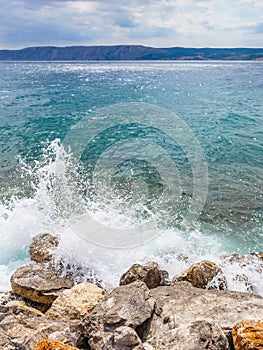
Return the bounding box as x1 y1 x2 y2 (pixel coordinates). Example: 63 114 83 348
145 282 263 349
11 263 74 304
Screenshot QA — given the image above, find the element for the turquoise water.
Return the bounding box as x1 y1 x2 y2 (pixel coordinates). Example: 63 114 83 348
0 61 262 291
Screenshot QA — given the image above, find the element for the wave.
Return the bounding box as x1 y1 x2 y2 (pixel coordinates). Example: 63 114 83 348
0 139 262 296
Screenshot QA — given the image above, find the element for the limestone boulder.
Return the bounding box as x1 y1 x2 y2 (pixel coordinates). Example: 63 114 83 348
142 282 263 349
11 263 74 304
174 260 227 290
78 281 155 350
232 320 263 350
0 304 79 349
120 261 168 289
46 282 105 321
29 233 59 263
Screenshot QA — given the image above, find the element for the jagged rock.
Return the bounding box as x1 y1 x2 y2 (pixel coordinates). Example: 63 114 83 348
11 263 74 304
0 330 13 350
174 260 227 290
34 339 79 350
142 282 263 349
112 326 144 350
46 282 105 321
29 233 59 263
78 281 155 350
0 304 79 349
120 261 168 289
232 320 263 350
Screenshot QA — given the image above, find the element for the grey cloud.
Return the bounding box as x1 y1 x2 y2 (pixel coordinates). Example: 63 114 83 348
254 22 263 33
239 22 263 34
201 21 215 31
114 16 135 28
111 9 136 28
130 26 176 39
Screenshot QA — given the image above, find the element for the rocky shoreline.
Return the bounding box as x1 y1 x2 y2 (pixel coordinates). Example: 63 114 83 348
1 233 263 349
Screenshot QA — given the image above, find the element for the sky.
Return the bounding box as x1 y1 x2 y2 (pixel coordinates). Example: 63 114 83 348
0 0 262 49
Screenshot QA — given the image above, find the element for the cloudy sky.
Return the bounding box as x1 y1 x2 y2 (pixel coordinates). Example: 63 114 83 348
0 0 262 49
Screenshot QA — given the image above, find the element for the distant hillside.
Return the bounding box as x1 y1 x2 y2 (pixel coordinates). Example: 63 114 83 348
0 45 263 61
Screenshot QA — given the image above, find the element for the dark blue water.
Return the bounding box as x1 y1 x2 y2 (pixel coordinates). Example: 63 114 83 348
0 61 262 291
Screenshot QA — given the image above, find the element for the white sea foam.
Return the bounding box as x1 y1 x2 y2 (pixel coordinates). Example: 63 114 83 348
0 140 262 295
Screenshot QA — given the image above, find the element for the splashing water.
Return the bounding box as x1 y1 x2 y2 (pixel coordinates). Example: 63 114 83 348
1 139 262 295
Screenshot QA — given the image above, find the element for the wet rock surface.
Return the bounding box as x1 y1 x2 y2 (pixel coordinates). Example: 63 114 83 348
120 261 169 289
11 263 74 304
29 233 59 263
174 260 227 290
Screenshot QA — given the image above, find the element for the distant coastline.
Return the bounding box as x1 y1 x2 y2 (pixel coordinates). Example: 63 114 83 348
0 45 263 61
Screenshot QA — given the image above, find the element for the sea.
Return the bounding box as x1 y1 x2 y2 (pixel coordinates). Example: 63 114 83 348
0 60 262 293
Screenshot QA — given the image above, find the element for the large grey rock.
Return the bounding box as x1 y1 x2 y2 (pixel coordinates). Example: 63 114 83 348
120 261 168 289
29 233 59 263
145 320 229 350
11 263 74 304
79 281 155 350
143 282 263 349
0 304 79 349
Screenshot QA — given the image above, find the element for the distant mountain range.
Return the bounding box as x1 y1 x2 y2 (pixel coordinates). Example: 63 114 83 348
0 45 263 61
